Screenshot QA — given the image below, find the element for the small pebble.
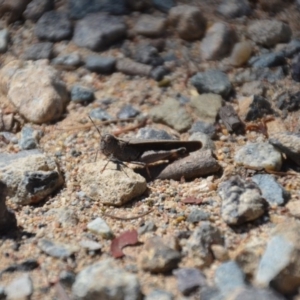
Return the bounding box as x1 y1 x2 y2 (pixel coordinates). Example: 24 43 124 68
87 217 113 239
85 55 116 74
89 108 112 121
71 85 94 103
0 29 9 53
117 105 140 119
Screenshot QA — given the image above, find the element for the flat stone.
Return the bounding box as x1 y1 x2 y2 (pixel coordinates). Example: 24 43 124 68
78 160 147 206
150 98 192 132
269 132 300 165
200 22 237 61
190 70 232 97
255 220 300 294
190 94 222 124
168 5 206 40
218 176 267 225
5 274 33 299
0 151 64 205
138 236 181 273
72 259 142 300
134 15 166 38
248 20 292 47
38 239 78 258
252 174 289 206
35 11 73 41
85 55 116 74
87 217 113 239
249 52 285 68
23 42 53 60
234 142 282 171
217 0 251 18
73 13 127 51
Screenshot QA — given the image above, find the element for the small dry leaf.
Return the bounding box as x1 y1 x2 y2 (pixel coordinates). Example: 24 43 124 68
182 196 203 205
110 230 139 258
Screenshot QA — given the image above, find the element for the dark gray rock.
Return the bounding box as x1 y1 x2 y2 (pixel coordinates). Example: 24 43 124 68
252 174 289 206
150 66 168 81
173 268 206 295
138 220 157 235
0 286 5 299
291 54 300 82
136 127 174 140
71 85 94 103
276 91 300 112
52 53 82 69
69 0 129 19
218 176 267 225
214 261 246 297
38 239 78 258
85 55 116 74
23 0 54 22
191 70 232 98
145 289 173 300
117 105 140 119
89 108 112 121
59 270 76 287
138 236 181 273
269 132 300 165
248 20 292 47
249 52 285 68
73 13 126 51
72 260 142 299
187 209 210 223
0 181 17 234
19 126 42 150
217 0 251 18
23 42 53 60
0 259 39 274
0 29 9 53
35 11 73 42
152 0 175 12
282 39 300 58
134 44 163 66
233 67 286 84
189 121 216 138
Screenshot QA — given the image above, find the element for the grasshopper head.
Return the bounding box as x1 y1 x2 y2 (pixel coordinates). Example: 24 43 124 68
100 134 119 157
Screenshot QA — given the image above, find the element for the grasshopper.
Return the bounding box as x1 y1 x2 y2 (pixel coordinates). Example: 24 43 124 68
89 117 202 175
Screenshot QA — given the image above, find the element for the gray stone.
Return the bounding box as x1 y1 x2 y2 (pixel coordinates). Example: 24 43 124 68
234 142 282 171
73 13 127 51
72 259 142 300
249 52 285 68
136 128 174 140
214 261 246 297
187 209 210 223
217 0 251 18
173 268 206 295
85 55 116 74
23 0 54 22
5 274 33 299
79 239 102 251
231 287 286 300
238 95 273 121
71 85 94 103
150 66 168 81
0 181 17 234
255 221 300 294
200 22 237 61
23 42 53 60
46 207 79 227
240 81 265 96
291 54 300 82
184 222 223 267
138 236 181 273
35 11 73 41
59 270 76 287
52 53 82 69
233 67 286 84
0 286 5 300
248 20 292 47
150 98 193 132
134 15 166 38
199 286 222 300
218 176 267 225
116 58 152 77
69 0 129 19
0 151 64 205
89 108 112 121
145 289 173 300
190 70 232 97
282 39 300 58
38 239 78 258
190 94 222 124
252 174 289 206
18 126 42 150
152 0 175 12
5 61 69 123
117 105 140 119
0 29 9 53
138 220 157 235
189 121 216 138
134 44 163 67
87 217 112 239
78 160 147 206
269 132 300 165
168 5 206 40
189 132 216 151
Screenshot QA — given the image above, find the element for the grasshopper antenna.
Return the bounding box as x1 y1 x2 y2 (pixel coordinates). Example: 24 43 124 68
88 115 102 162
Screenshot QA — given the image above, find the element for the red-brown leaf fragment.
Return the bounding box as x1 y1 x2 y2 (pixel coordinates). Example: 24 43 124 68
110 230 139 258
182 196 203 205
